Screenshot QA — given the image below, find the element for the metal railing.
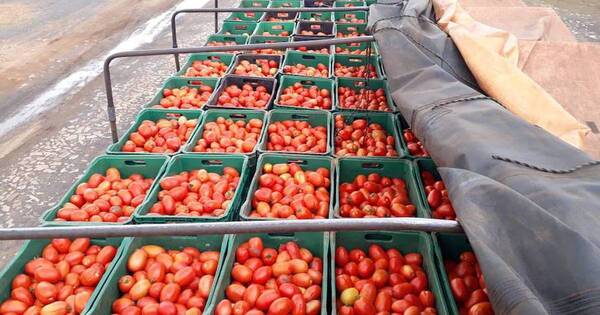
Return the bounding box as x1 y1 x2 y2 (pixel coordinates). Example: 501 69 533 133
0 219 461 240
103 36 375 142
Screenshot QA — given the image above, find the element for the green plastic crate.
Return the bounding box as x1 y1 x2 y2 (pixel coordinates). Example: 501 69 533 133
414 158 443 217
254 21 295 37
183 109 267 156
396 113 431 159
334 11 368 23
206 74 277 110
334 157 428 218
229 54 283 78
238 0 269 8
41 154 169 226
133 154 250 223
239 153 336 220
142 76 220 110
294 21 336 38
336 77 397 112
205 34 249 53
334 0 366 7
280 50 333 78
89 235 229 314
259 109 332 156
205 232 329 314
333 54 384 79
366 0 376 5
225 11 265 22
268 0 303 8
0 237 125 315
274 75 336 111
304 0 335 7
299 11 333 22
335 23 368 37
218 21 257 36
106 109 202 155
331 111 406 159
261 11 298 22
433 233 475 315
334 41 379 56
330 231 449 315
175 53 235 78
248 35 291 55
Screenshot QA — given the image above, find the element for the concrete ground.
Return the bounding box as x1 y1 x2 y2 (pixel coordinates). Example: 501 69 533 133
0 0 597 267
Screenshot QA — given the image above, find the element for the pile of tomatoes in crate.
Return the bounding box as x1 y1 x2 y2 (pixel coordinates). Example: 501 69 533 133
55 168 153 223
152 86 214 110
335 244 438 315
266 120 328 154
191 117 263 154
216 84 272 109
249 163 330 219
148 167 241 217
445 252 494 315
334 116 398 157
0 238 116 315
278 83 332 110
232 59 279 78
338 172 416 218
122 116 198 154
112 244 221 314
215 237 324 315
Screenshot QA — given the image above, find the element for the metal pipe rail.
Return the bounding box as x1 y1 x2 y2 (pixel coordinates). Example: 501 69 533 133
103 36 375 142
170 6 370 70
0 219 461 240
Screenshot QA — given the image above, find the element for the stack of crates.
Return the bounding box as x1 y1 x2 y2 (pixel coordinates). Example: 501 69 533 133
0 2 479 315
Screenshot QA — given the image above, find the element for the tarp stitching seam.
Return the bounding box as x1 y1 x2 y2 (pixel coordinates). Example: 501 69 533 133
410 94 491 142
491 155 600 174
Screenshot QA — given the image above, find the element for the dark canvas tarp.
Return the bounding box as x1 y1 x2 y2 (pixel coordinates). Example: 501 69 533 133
368 1 600 314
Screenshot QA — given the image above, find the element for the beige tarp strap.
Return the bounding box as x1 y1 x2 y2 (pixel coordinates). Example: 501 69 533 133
432 0 589 148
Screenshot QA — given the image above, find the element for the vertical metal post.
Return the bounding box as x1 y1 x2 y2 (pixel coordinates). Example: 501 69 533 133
103 58 119 143
171 12 181 71
214 0 219 33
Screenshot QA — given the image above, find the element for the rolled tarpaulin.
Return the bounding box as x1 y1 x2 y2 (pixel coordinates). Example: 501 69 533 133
432 0 589 148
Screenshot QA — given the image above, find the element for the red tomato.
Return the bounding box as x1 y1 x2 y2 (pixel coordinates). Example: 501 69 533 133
267 297 293 315
353 298 376 315
255 289 280 311
232 265 253 284
215 300 233 315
